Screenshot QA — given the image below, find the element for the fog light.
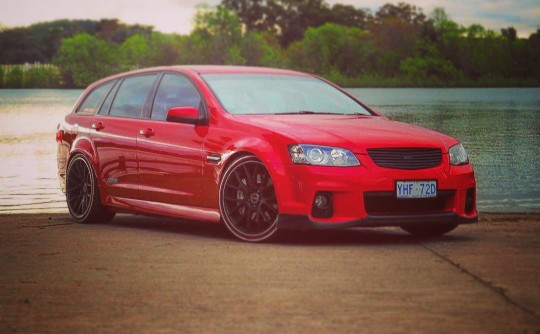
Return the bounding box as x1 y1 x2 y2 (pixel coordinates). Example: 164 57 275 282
314 194 329 209
311 192 333 218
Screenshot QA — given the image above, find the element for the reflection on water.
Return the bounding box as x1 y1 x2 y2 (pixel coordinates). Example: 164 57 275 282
0 88 539 213
0 89 81 213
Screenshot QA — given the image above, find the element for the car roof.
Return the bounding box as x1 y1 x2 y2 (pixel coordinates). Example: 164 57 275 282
174 65 308 76
84 65 312 92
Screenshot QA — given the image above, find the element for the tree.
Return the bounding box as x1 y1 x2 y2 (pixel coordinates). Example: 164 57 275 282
119 34 152 68
501 27 517 42
400 43 461 84
54 34 118 87
221 0 269 31
182 5 246 65
328 4 371 29
375 2 426 27
222 0 333 47
290 23 369 77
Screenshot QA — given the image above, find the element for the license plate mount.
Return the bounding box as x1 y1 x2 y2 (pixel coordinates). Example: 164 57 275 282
396 180 437 199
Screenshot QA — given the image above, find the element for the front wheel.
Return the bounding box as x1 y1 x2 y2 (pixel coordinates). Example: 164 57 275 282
400 222 458 237
66 154 115 224
219 156 279 242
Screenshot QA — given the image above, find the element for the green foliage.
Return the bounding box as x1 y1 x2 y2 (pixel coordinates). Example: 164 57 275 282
290 23 369 77
223 0 372 47
54 34 118 87
120 34 152 68
400 42 462 84
1 4 539 88
24 65 63 88
184 5 245 64
0 19 152 64
5 66 24 88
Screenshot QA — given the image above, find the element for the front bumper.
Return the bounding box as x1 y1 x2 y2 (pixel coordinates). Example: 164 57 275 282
267 156 477 228
277 212 478 231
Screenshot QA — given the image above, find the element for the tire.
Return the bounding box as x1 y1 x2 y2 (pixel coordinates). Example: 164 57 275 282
66 154 116 224
219 156 279 242
400 222 458 237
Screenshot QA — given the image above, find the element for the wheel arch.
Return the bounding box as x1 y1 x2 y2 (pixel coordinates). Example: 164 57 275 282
217 135 292 213
68 136 99 173
66 137 109 202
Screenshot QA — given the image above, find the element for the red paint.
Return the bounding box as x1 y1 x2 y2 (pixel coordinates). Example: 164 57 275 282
58 66 477 235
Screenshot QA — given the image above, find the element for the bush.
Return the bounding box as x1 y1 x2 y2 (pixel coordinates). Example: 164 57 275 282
24 65 63 88
5 66 23 88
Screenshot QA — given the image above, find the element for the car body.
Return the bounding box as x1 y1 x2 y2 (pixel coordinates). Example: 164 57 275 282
57 65 477 242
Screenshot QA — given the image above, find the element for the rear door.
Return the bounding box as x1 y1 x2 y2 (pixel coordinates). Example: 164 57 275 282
91 73 158 200
137 72 209 207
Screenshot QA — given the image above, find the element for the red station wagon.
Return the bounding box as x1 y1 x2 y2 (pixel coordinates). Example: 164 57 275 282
57 66 477 242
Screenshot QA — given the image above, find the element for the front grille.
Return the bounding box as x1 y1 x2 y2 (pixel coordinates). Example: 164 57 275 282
364 190 455 215
367 148 442 170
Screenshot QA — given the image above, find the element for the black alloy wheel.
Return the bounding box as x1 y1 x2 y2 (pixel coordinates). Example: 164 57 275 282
66 154 115 224
219 156 279 242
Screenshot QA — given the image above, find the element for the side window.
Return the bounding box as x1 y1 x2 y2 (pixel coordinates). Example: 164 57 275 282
151 74 202 121
110 74 157 118
98 80 120 115
75 81 116 115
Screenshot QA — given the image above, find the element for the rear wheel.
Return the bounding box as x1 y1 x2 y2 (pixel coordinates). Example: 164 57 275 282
66 154 115 224
400 222 458 237
219 156 279 242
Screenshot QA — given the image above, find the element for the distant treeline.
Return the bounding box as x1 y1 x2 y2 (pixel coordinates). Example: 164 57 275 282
1 1 539 88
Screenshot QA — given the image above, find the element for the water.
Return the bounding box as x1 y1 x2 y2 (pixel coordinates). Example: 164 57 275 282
0 88 539 213
0 89 82 213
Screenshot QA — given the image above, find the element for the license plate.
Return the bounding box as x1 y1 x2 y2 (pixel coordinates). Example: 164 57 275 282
396 180 437 199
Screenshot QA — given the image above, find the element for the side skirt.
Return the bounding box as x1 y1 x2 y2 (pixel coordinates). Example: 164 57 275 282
106 196 221 223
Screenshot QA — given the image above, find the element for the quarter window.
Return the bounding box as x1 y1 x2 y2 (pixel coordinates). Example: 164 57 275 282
75 81 116 115
98 80 120 115
110 74 158 118
151 74 202 120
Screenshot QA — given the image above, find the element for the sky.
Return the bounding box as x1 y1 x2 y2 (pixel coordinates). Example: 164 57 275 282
0 0 538 37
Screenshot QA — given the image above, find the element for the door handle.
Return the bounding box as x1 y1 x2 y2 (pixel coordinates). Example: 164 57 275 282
139 128 155 137
92 122 104 131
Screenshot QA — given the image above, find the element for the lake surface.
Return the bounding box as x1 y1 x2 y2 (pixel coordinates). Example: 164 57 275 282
0 88 539 214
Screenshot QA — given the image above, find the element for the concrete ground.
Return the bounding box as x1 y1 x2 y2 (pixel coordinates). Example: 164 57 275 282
1 213 539 333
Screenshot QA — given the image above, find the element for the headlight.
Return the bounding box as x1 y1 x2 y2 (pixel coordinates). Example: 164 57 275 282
289 144 360 167
449 143 469 165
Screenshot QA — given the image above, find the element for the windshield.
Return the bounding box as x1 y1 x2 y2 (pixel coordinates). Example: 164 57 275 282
201 73 373 116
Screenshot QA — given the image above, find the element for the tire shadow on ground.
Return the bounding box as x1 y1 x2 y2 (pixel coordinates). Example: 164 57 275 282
107 214 474 246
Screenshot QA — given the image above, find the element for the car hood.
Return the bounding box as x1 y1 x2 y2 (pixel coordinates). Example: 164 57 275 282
234 114 458 154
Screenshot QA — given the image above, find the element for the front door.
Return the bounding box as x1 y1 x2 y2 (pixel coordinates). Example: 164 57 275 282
137 73 208 207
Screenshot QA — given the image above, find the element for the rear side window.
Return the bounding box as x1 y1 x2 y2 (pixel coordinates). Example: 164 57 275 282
75 81 116 115
98 80 120 115
151 74 202 120
110 74 157 118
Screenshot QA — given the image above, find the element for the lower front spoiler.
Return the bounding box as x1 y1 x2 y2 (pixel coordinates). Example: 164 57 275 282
277 212 478 231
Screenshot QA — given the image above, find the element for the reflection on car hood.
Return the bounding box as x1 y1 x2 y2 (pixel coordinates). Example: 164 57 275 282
234 114 458 153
